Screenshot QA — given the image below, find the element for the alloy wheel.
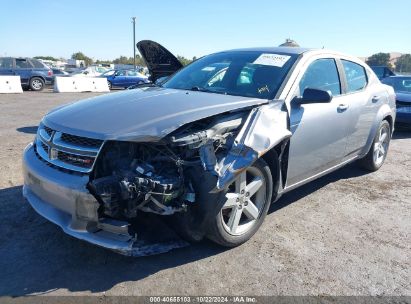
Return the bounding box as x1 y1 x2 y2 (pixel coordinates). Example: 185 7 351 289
31 79 43 90
220 167 266 236
373 124 390 166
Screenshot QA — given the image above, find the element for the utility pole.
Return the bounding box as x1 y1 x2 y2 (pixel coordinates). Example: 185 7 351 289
132 17 136 70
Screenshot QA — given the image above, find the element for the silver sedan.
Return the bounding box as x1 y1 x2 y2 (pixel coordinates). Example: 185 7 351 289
23 41 396 255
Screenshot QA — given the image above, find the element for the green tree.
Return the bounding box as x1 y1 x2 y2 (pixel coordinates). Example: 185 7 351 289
112 55 146 66
176 55 192 66
366 53 392 69
395 54 411 73
34 56 59 61
71 52 93 66
95 59 112 64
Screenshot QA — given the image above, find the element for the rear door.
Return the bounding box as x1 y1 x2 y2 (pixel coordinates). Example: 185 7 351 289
286 57 350 187
137 40 183 82
339 59 383 157
126 70 144 86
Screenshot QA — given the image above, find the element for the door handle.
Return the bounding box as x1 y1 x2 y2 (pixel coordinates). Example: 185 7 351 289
372 96 380 103
337 104 349 112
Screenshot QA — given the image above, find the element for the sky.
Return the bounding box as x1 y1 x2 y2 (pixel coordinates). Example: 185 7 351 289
1 0 410 61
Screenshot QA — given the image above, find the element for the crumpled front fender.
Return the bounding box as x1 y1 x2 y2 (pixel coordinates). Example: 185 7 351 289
215 101 291 191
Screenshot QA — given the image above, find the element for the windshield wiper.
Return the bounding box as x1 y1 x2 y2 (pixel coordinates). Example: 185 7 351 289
189 86 227 95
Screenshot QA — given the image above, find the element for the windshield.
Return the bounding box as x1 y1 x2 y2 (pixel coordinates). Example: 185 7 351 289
163 51 298 99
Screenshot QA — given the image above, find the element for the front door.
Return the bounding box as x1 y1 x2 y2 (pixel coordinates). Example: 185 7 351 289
14 58 33 85
286 58 350 187
0 58 15 76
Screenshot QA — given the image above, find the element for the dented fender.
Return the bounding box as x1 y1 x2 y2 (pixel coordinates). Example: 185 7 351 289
214 101 291 191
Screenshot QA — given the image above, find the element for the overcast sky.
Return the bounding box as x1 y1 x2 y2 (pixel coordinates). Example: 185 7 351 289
1 0 409 60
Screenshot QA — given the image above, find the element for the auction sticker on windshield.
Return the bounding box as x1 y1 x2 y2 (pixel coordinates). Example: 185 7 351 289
253 53 291 67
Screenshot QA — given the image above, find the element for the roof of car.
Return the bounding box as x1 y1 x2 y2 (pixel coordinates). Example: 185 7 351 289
221 47 314 55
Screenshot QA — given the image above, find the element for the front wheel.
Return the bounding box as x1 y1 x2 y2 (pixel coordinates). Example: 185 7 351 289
107 80 112 90
359 120 391 171
207 158 273 247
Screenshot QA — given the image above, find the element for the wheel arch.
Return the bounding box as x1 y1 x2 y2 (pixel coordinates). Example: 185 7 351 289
30 75 46 83
360 104 394 157
261 138 290 202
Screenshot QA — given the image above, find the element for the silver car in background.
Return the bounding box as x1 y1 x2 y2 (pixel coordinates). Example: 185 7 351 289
22 41 396 255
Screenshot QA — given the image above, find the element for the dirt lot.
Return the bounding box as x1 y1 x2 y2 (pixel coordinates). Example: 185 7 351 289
0 90 410 297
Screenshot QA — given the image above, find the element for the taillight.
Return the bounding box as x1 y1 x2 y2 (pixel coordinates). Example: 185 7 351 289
48 70 53 76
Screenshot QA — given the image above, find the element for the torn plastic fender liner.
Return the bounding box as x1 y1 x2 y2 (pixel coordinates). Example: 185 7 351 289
215 101 291 191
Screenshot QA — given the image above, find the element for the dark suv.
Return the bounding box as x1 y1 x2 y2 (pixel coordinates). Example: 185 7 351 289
0 57 53 91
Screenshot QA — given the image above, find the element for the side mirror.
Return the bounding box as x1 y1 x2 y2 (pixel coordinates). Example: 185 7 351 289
296 88 333 105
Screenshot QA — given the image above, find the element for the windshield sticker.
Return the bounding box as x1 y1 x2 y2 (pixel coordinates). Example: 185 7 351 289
253 53 291 67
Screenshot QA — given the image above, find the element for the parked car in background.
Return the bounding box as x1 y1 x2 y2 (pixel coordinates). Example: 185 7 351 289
370 66 396 80
382 76 411 127
102 69 149 89
23 41 396 255
100 70 115 77
0 57 53 91
71 66 109 77
52 68 69 76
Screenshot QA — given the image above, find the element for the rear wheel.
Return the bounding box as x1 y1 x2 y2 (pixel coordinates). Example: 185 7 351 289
207 158 273 247
29 77 44 91
359 120 391 171
107 80 112 90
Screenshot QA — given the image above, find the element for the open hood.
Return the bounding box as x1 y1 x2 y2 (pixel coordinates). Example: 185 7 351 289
137 40 183 82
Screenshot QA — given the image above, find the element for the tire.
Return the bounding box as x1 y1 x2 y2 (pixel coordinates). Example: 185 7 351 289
107 81 112 90
29 77 44 91
358 120 391 171
206 158 273 247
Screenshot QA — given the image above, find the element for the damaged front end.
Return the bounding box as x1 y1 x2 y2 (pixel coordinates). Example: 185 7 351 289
86 102 291 252
23 99 291 256
88 110 248 220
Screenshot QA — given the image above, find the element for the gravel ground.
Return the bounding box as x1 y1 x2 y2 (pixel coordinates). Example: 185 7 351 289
0 90 410 297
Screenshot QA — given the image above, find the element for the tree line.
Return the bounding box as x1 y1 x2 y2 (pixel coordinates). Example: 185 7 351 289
35 52 197 67
35 51 411 73
366 52 411 73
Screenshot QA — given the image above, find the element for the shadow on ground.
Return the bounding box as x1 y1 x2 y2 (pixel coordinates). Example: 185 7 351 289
0 162 369 296
16 126 38 134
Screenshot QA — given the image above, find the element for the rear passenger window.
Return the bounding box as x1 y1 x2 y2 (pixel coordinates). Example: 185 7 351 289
342 60 367 92
30 59 47 68
299 58 341 96
15 59 32 68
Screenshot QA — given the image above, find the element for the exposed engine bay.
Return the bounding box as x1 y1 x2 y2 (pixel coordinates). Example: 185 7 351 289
88 111 248 220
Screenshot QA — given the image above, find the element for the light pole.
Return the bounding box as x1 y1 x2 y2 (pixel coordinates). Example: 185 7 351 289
132 17 136 70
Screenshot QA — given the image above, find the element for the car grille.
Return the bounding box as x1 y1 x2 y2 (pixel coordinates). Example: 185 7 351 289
35 123 104 173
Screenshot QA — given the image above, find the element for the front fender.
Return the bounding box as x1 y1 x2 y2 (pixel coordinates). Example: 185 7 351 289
360 103 395 157
214 101 291 191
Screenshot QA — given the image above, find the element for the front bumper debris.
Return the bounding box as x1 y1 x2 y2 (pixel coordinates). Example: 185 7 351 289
22 143 188 256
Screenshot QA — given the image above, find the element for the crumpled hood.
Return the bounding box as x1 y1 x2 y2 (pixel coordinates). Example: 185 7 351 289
396 92 411 103
43 87 267 141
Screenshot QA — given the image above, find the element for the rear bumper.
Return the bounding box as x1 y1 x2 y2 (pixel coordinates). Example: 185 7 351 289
22 143 137 255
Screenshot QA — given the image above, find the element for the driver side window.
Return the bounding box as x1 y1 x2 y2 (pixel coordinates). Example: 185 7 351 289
299 58 341 96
